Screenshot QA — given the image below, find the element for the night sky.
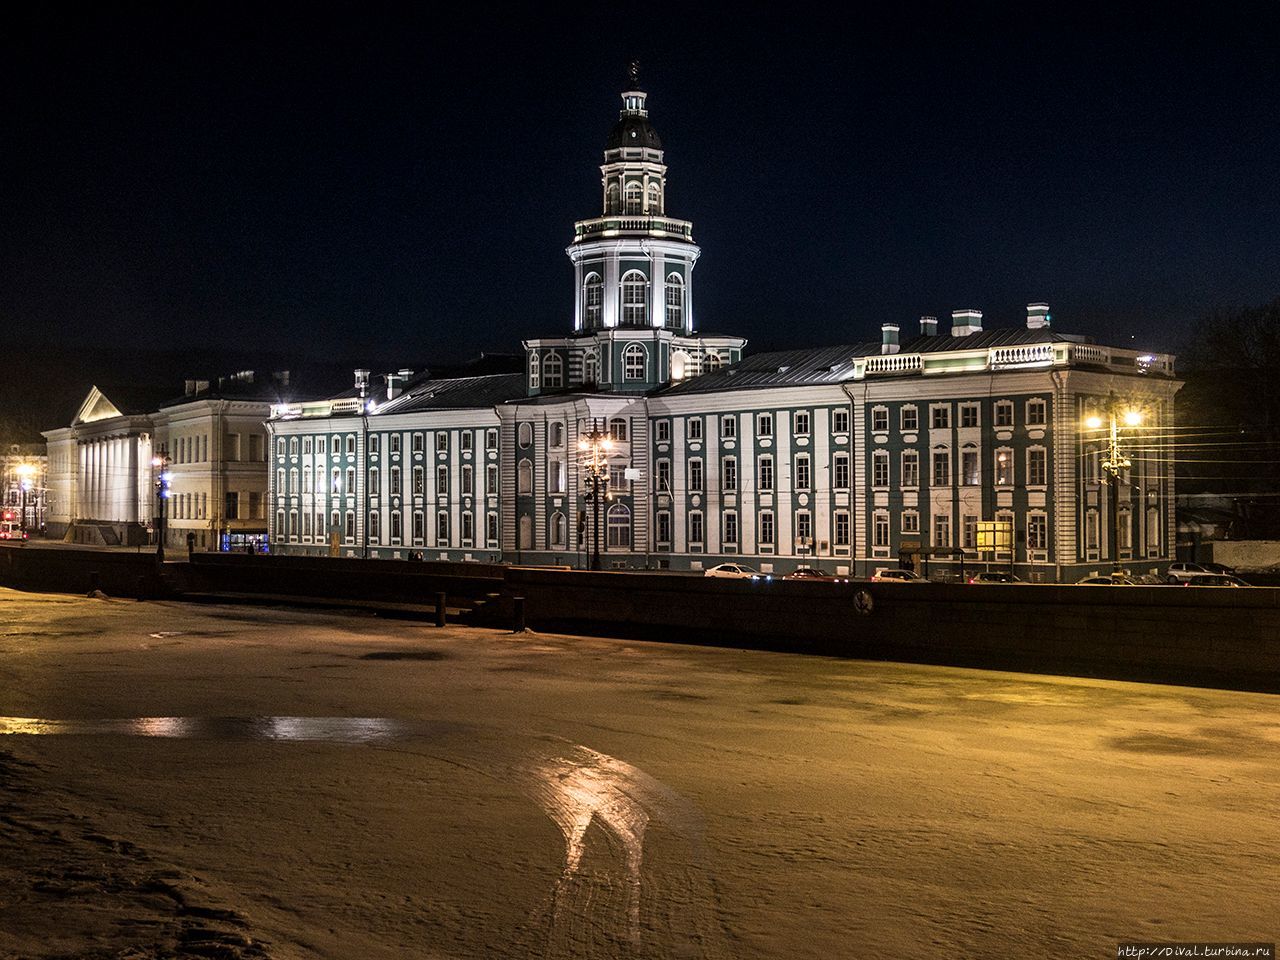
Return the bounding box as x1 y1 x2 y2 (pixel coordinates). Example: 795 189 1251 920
5 7 1278 367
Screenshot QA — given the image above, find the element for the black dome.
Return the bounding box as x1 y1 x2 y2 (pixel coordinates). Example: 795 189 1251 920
606 114 662 150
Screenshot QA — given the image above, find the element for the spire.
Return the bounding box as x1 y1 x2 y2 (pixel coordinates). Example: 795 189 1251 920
620 61 648 118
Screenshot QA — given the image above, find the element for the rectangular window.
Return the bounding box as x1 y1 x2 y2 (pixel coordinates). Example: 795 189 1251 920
960 404 980 428
1028 448 1047 486
933 514 951 548
758 456 774 491
462 465 475 496
689 512 704 544
462 512 474 544
961 449 979 486
487 465 498 495
871 408 888 432
1027 399 1047 426
656 420 670 443
1029 513 1048 550
901 406 919 432
345 436 355 455
723 511 738 544
248 492 261 520
722 457 738 491
689 459 704 492
902 511 919 534
834 453 850 489
932 449 950 486
963 515 978 549
721 415 736 439
1087 510 1100 550
414 512 424 540
760 511 775 544
369 435 380 455
901 450 919 488
345 511 355 539
795 455 811 490
873 513 889 548
833 409 850 434
412 433 424 453
486 512 499 544
796 511 812 543
436 466 448 495
460 432 473 452
436 431 447 452
391 512 402 540
688 418 703 441
656 459 672 493
317 437 326 455
995 401 1014 428
757 413 773 437
872 451 889 487
931 406 950 430
413 466 424 495
656 510 672 544
834 510 850 546
345 467 355 492
485 429 497 451
995 448 1014 486
437 512 449 541
303 437 313 454
794 411 811 435
390 467 401 495
609 465 625 489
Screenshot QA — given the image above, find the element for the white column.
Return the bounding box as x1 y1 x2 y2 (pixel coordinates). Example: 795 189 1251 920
127 438 139 523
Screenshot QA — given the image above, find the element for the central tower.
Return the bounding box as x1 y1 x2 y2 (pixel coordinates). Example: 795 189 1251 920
567 71 701 334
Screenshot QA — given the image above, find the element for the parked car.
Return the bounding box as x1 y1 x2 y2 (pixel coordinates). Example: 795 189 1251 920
704 562 763 579
870 569 922 583
968 572 1024 584
784 566 850 583
1166 562 1210 583
1183 574 1249 587
1076 574 1136 585
1201 562 1237 576
0 522 27 541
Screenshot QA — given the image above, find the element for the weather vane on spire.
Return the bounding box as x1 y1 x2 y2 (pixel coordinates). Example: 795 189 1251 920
628 59 641 88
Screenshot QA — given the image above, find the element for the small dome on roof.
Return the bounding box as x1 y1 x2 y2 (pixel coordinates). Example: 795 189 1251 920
606 113 662 150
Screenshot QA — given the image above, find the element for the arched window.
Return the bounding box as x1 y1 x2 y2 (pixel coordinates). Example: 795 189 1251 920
550 511 567 548
583 350 600 386
671 350 690 381
620 271 647 326
623 343 646 381
665 273 684 328
543 353 563 389
528 351 540 389
583 273 603 328
625 182 643 214
517 460 533 495
609 417 628 442
706 353 722 370
607 503 632 548
518 422 533 447
606 183 620 214
647 182 661 214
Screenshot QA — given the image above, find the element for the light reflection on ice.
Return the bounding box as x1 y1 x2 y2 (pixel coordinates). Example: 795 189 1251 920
0 715 411 743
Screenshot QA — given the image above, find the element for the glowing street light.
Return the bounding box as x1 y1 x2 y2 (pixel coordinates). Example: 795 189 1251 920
1083 394 1145 573
152 448 172 562
578 423 614 570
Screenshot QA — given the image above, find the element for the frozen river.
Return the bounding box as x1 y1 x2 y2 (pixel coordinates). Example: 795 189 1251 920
0 588 1276 959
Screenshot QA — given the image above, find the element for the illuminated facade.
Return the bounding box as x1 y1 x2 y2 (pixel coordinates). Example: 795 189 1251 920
266 81 1181 580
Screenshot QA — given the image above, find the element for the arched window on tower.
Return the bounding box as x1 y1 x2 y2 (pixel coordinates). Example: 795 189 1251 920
583 350 600 386
665 273 684 329
625 182 643 214
620 271 647 326
647 182 661 215
583 273 603 328
606 183 620 214
671 350 690 381
623 343 647 381
528 351 540 389
543 353 563 389
706 353 722 370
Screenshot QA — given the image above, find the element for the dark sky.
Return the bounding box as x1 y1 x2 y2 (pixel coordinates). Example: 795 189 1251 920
5 6 1278 366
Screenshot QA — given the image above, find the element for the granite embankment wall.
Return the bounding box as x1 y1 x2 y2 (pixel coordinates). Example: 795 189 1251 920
505 568 1280 693
0 546 167 599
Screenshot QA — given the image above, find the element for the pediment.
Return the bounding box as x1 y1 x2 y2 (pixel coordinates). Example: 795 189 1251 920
73 386 124 425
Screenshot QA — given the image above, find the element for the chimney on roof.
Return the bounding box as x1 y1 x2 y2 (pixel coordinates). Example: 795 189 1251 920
354 369 370 399
920 315 938 337
184 379 198 396
397 368 414 379
951 309 983 337
1026 302 1051 329
881 323 900 355
385 371 406 400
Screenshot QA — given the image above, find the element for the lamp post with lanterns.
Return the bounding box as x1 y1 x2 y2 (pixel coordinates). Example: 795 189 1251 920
15 462 36 541
1085 393 1143 574
152 448 172 562
577 423 614 571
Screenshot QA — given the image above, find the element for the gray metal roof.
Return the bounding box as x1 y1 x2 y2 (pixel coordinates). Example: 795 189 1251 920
376 373 526 414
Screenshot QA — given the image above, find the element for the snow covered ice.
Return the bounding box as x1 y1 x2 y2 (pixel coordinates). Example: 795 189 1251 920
0 587 1276 958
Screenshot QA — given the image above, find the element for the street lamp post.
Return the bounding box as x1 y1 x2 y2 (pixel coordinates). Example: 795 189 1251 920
1085 393 1143 575
578 422 614 571
152 448 172 562
15 462 36 541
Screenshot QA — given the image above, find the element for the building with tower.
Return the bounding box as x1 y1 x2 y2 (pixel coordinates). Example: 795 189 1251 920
266 76 1181 582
